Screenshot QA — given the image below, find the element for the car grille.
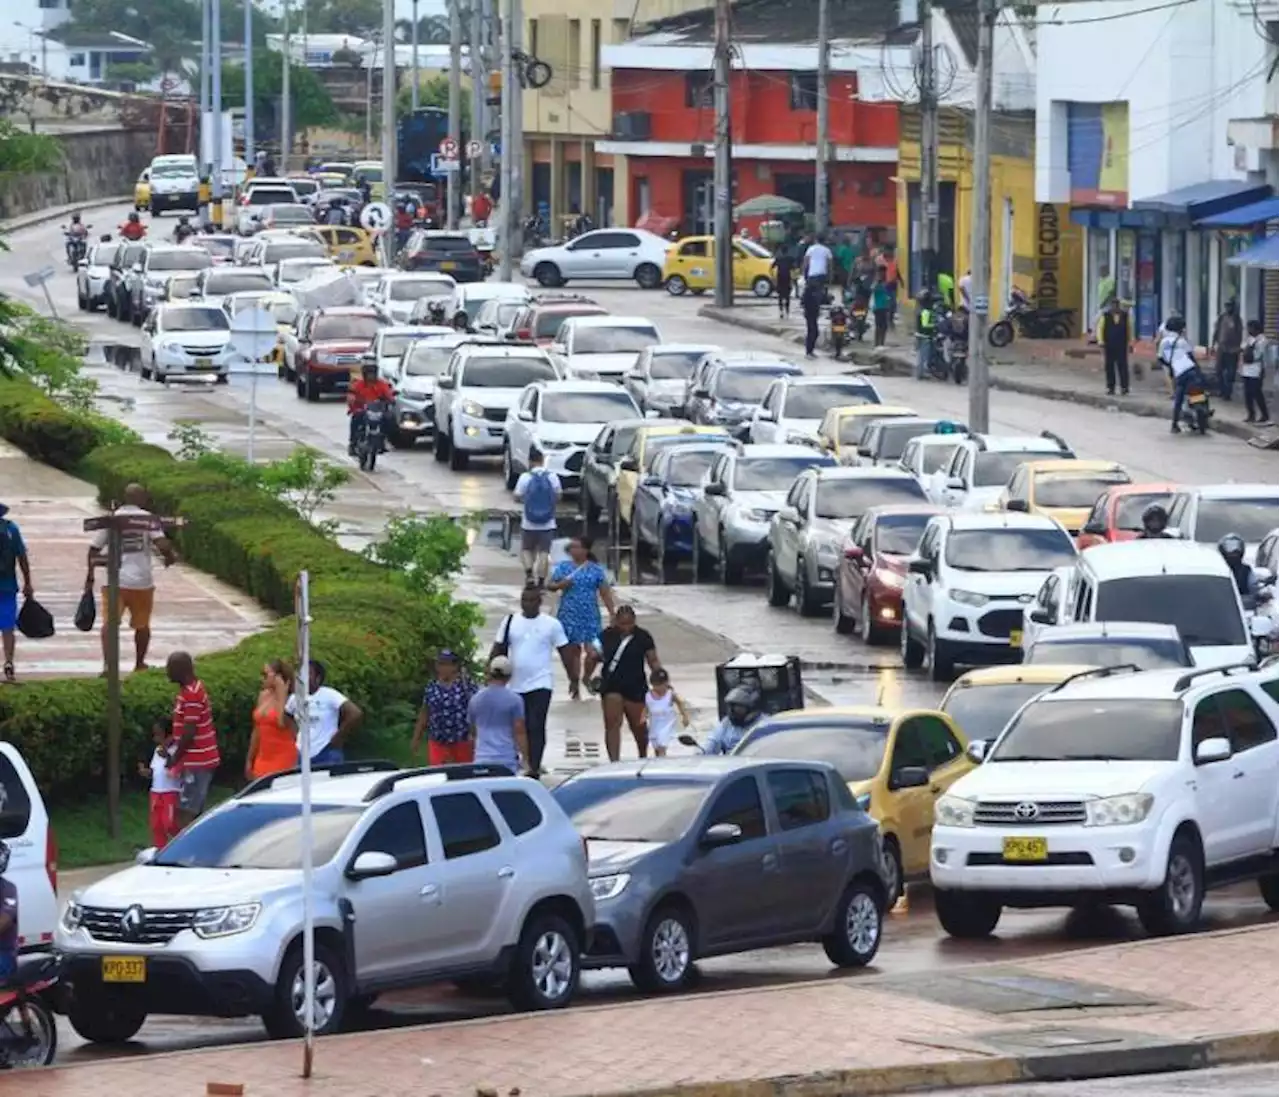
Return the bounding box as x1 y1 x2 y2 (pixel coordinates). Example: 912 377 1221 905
80 906 197 945
976 608 1025 638
482 407 507 422
967 852 1094 866
564 450 585 472
332 353 363 364
973 800 1088 826
181 346 223 357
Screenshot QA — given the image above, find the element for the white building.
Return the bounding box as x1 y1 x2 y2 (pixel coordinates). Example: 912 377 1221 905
1036 0 1278 341
38 30 151 84
1 0 72 72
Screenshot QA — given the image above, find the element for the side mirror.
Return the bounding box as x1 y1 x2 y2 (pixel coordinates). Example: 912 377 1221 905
504 331 518 341
700 822 743 849
857 445 872 458
347 850 398 879
1164 526 1182 539
77 259 88 269
777 505 800 524
1194 737 1232 765
908 557 932 576
1250 615 1272 638
844 544 865 562
1005 499 1029 513
436 376 455 390
135 846 157 865
1082 519 1107 535
619 457 639 472
641 475 661 487
517 408 534 422
965 740 988 764
704 481 727 496
891 765 929 790
946 476 966 492
759 410 777 422
1029 608 1053 625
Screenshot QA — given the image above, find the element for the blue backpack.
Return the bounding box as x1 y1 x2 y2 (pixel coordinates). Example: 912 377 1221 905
523 469 557 526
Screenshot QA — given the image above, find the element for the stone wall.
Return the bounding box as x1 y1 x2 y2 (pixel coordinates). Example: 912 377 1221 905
0 126 155 221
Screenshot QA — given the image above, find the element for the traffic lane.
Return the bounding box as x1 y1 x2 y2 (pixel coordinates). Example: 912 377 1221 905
937 1065 1277 1097
54 881 1273 1063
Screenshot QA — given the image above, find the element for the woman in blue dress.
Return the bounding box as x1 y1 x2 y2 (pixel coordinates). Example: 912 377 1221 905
548 536 615 700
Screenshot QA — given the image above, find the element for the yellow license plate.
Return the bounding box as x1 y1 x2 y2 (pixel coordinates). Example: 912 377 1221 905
1002 836 1047 862
440 261 457 270
1009 628 1023 647
1188 393 1207 404
193 357 213 369
102 956 146 983
832 325 846 335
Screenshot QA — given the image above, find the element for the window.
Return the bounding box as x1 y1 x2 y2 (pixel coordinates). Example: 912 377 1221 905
679 239 709 258
705 775 766 839
69 52 86 67
1262 679 1278 703
890 725 929 771
568 19 581 88
766 769 830 830
432 792 501 859
0 757 32 840
590 19 602 89
528 18 538 57
1191 699 1228 753
912 716 963 768
1211 689 1277 754
790 72 819 111
613 17 630 42
356 802 428 870
685 71 714 108
492 789 543 836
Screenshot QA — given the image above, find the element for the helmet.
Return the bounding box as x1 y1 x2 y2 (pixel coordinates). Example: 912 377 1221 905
178 214 189 223
1141 503 1168 534
724 684 762 728
71 212 81 223
1218 533 1246 562
0 839 9 874
128 211 141 223
360 360 377 376
1164 315 1186 334
452 310 470 330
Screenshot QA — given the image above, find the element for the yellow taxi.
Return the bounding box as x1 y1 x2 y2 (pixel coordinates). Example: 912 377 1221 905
995 458 1132 534
615 423 733 524
317 161 355 181
732 704 972 902
350 160 385 200
817 404 917 463
310 225 379 266
940 664 1097 747
133 169 151 211
663 235 776 298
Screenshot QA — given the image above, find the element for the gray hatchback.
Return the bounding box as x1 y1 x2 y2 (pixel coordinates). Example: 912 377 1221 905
551 757 887 992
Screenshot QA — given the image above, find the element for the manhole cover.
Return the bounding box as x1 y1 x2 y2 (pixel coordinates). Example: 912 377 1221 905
884 968 1159 1015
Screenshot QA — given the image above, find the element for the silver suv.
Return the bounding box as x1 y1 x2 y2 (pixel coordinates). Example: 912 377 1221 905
55 762 595 1044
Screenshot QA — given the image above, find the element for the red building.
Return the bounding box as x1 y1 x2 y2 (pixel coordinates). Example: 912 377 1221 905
597 0 905 237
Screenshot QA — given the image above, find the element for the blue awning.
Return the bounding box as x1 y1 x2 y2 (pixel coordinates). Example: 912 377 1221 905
1131 180 1271 218
1226 235 1278 270
1195 195 1278 227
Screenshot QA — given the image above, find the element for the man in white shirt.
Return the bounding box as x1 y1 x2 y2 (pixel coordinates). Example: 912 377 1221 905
284 659 364 765
1158 317 1202 434
88 482 177 673
491 586 573 778
800 233 834 359
514 447 561 588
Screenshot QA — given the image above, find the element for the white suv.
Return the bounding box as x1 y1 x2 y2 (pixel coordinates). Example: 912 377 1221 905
926 431 1074 512
0 743 57 955
901 512 1079 680
930 665 1279 938
55 762 594 1044
748 374 882 446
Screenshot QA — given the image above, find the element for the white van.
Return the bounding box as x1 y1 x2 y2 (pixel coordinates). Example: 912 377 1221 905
0 743 57 953
148 154 201 215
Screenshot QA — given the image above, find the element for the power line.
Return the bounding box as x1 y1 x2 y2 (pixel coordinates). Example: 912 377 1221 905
1034 0 1199 27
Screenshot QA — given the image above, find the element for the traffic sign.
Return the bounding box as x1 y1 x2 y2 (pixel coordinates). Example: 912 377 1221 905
430 153 461 175
359 201 392 232
439 137 459 159
973 294 990 314
466 139 483 159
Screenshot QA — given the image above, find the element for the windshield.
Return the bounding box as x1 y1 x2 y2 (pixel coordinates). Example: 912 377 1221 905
974 450 1048 488
462 357 558 387
391 279 448 301
576 326 660 354
735 719 889 782
1035 473 1130 508
488 301 524 326
193 236 236 259
154 802 362 868
266 206 313 222
942 682 1052 742
815 478 926 520
419 235 475 253
402 343 456 377
991 699 1183 762
288 178 319 195
945 528 1077 571
1026 636 1189 670
646 434 730 465
313 315 380 342
246 188 297 205
1115 492 1177 532
206 271 273 295
161 307 230 332
735 238 773 259
877 512 934 555
152 163 194 179
1095 575 1246 646
735 456 828 491
266 242 327 261
93 244 122 266
148 250 212 272
543 391 638 423
552 776 708 843
915 441 960 475
279 260 332 283
666 450 720 486
1192 498 1279 544
356 165 384 182
870 421 937 459
650 351 704 380
784 384 878 419
379 333 423 359
716 368 787 402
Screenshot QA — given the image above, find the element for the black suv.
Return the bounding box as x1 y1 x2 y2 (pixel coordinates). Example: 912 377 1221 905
399 231 484 282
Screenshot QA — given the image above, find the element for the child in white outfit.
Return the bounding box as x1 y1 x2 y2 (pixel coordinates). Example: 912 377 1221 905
645 669 690 756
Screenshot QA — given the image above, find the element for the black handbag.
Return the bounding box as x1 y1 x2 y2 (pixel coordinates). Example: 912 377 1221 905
74 585 97 632
17 597 55 640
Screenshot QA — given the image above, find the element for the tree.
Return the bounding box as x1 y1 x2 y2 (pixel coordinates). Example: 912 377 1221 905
106 60 160 86
307 0 381 37
395 13 453 45
396 73 469 124
219 51 339 131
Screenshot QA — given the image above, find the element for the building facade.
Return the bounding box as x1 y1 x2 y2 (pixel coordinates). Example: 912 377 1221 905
0 0 71 74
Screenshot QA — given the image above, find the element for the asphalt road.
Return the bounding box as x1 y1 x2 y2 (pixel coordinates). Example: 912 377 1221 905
940 1065 1279 1097
3 203 1275 1062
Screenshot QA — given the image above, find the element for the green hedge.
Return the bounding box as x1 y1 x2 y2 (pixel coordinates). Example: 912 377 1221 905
0 382 481 797
0 376 114 469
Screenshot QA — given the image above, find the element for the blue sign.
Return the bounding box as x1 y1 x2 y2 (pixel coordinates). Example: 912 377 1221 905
429 152 455 177
490 141 501 157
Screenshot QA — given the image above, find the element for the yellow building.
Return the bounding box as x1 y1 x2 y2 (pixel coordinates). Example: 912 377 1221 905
895 106 1084 328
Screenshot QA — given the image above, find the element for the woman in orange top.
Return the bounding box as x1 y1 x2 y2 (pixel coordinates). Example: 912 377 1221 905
245 659 298 780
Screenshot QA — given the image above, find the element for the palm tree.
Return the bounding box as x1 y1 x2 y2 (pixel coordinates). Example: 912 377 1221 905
394 9 467 46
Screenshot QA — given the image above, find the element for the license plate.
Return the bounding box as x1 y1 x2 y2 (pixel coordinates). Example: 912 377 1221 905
1009 628 1023 647
832 325 846 335
194 357 213 369
1002 836 1047 862
1188 392 1207 404
853 310 867 318
440 261 457 270
102 956 146 983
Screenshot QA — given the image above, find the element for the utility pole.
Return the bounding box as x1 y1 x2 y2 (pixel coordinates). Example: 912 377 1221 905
712 0 733 308
966 0 996 433
510 0 523 252
470 0 485 200
281 0 292 170
411 0 421 111
814 0 830 234
200 0 211 183
211 0 224 219
448 0 463 229
382 0 398 265
498 0 515 279
244 0 255 168
919 0 939 294
364 34 376 157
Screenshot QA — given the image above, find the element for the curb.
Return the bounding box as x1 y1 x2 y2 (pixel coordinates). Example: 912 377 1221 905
0 194 132 235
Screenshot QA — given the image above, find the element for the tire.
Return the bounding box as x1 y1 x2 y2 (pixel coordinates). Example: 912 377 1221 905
305 375 321 402
953 358 968 385
506 911 581 1011
901 616 925 669
751 275 774 298
935 890 1002 938
1259 871 1278 912
365 445 377 472
534 262 563 288
502 445 519 490
881 836 904 908
131 304 143 328
140 359 153 382
388 428 411 449
1137 833 1204 936
263 941 348 1039
77 285 88 311
822 878 884 968
1195 407 1209 435
927 622 953 681
634 262 662 290
433 427 451 463
1047 320 1072 340
67 996 147 1044
295 377 306 399
796 563 821 617
106 292 117 319
719 531 744 585
988 320 1014 348
665 274 688 296
449 437 470 470
859 591 882 645
629 904 696 993
834 583 855 634
2 995 56 1067
766 551 790 607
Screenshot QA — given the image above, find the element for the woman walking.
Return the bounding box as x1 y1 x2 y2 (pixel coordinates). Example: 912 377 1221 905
593 605 662 761
411 650 478 764
245 659 297 780
547 536 615 700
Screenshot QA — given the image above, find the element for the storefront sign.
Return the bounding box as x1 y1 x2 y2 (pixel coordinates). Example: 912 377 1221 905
1067 102 1129 208
1036 204 1061 311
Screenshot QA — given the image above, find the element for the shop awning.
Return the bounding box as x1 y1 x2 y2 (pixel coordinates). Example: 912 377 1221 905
1131 180 1271 219
1226 235 1278 270
1194 195 1278 227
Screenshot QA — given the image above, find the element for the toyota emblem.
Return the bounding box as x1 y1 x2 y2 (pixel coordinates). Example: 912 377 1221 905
1013 801 1039 821
120 904 145 940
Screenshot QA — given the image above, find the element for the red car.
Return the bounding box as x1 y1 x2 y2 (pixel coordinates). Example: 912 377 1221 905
1075 482 1181 550
834 504 945 644
292 306 383 402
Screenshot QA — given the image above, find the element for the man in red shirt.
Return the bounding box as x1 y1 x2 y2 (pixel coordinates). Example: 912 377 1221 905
347 362 394 455
119 212 146 241
471 191 493 225
165 651 220 823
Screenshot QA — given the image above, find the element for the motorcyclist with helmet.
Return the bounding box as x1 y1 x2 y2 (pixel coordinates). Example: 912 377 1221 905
1218 533 1260 603
172 215 197 243
685 684 762 755
119 211 147 241
1136 503 1175 539
346 361 394 456
64 213 90 265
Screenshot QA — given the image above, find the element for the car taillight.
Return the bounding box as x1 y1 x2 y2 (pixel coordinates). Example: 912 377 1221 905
46 827 57 894
516 329 532 341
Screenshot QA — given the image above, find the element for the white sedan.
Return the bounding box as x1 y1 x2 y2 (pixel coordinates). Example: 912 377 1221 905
140 303 238 383
369 272 458 324
275 256 335 287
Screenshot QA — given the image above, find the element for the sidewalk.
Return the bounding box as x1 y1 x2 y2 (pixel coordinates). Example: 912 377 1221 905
15 923 1276 1097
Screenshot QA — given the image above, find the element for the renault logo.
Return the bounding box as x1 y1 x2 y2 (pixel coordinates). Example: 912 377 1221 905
120 904 145 939
1013 801 1040 821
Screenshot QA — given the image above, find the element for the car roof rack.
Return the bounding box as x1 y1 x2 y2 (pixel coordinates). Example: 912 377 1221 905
361 763 515 802
1173 662 1260 692
1046 663 1142 694
236 759 400 799
1040 429 1071 451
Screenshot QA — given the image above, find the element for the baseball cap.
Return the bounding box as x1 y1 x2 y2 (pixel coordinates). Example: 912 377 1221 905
436 650 461 663
487 655 513 678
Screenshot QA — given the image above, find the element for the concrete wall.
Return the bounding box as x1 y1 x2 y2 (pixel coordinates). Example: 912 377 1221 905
0 126 154 221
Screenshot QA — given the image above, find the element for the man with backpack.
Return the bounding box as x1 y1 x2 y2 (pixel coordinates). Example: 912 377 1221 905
0 504 33 685
514 448 561 588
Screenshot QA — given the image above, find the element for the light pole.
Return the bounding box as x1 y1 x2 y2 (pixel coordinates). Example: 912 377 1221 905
211 0 224 219
244 0 255 167
411 0 420 112
281 0 292 170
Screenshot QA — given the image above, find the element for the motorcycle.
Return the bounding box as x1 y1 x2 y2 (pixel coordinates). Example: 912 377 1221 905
988 287 1075 347
63 229 89 269
828 303 848 359
0 952 60 1069
356 400 388 472
1180 369 1213 435
522 214 549 249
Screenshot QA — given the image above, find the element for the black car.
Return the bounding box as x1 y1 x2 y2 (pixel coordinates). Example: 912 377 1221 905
399 230 484 282
106 241 149 322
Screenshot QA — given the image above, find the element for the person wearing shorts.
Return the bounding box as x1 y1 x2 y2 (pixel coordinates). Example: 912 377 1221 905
166 651 220 822
514 449 561 588
596 605 662 762
411 650 477 764
0 503 33 685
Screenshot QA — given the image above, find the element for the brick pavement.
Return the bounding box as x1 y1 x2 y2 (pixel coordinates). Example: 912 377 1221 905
10 924 1275 1097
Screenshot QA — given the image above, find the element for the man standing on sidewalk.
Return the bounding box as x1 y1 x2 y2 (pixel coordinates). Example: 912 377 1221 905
165 651 220 824
1212 298 1244 402
1099 297 1133 397
0 504 33 685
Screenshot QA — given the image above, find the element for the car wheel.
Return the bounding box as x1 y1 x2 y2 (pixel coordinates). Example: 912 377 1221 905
629 904 696 993
935 890 1002 939
67 997 147 1044
433 426 450 462
1260 872 1278 912
264 941 348 1039
901 616 925 669
797 562 821 616
1137 833 1204 936
880 835 904 907
822 878 884 968
77 284 88 311
926 621 953 682
665 274 688 296
388 428 411 449
534 262 563 288
719 529 743 585
105 293 117 319
449 435 470 470
295 377 306 399
859 592 883 645
766 550 790 607
140 358 154 381
305 375 321 402
833 578 855 634
502 445 518 490
751 275 774 298
507 911 580 1011
634 262 662 290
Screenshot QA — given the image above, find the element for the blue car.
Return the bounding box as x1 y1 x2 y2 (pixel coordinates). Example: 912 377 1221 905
631 441 737 570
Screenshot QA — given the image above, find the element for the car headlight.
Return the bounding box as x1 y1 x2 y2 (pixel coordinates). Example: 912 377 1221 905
744 508 772 523
62 900 83 931
314 352 339 365
934 794 976 828
460 399 485 418
1084 793 1153 828
875 569 905 589
192 902 262 939
950 589 990 607
815 540 840 561
589 873 630 901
